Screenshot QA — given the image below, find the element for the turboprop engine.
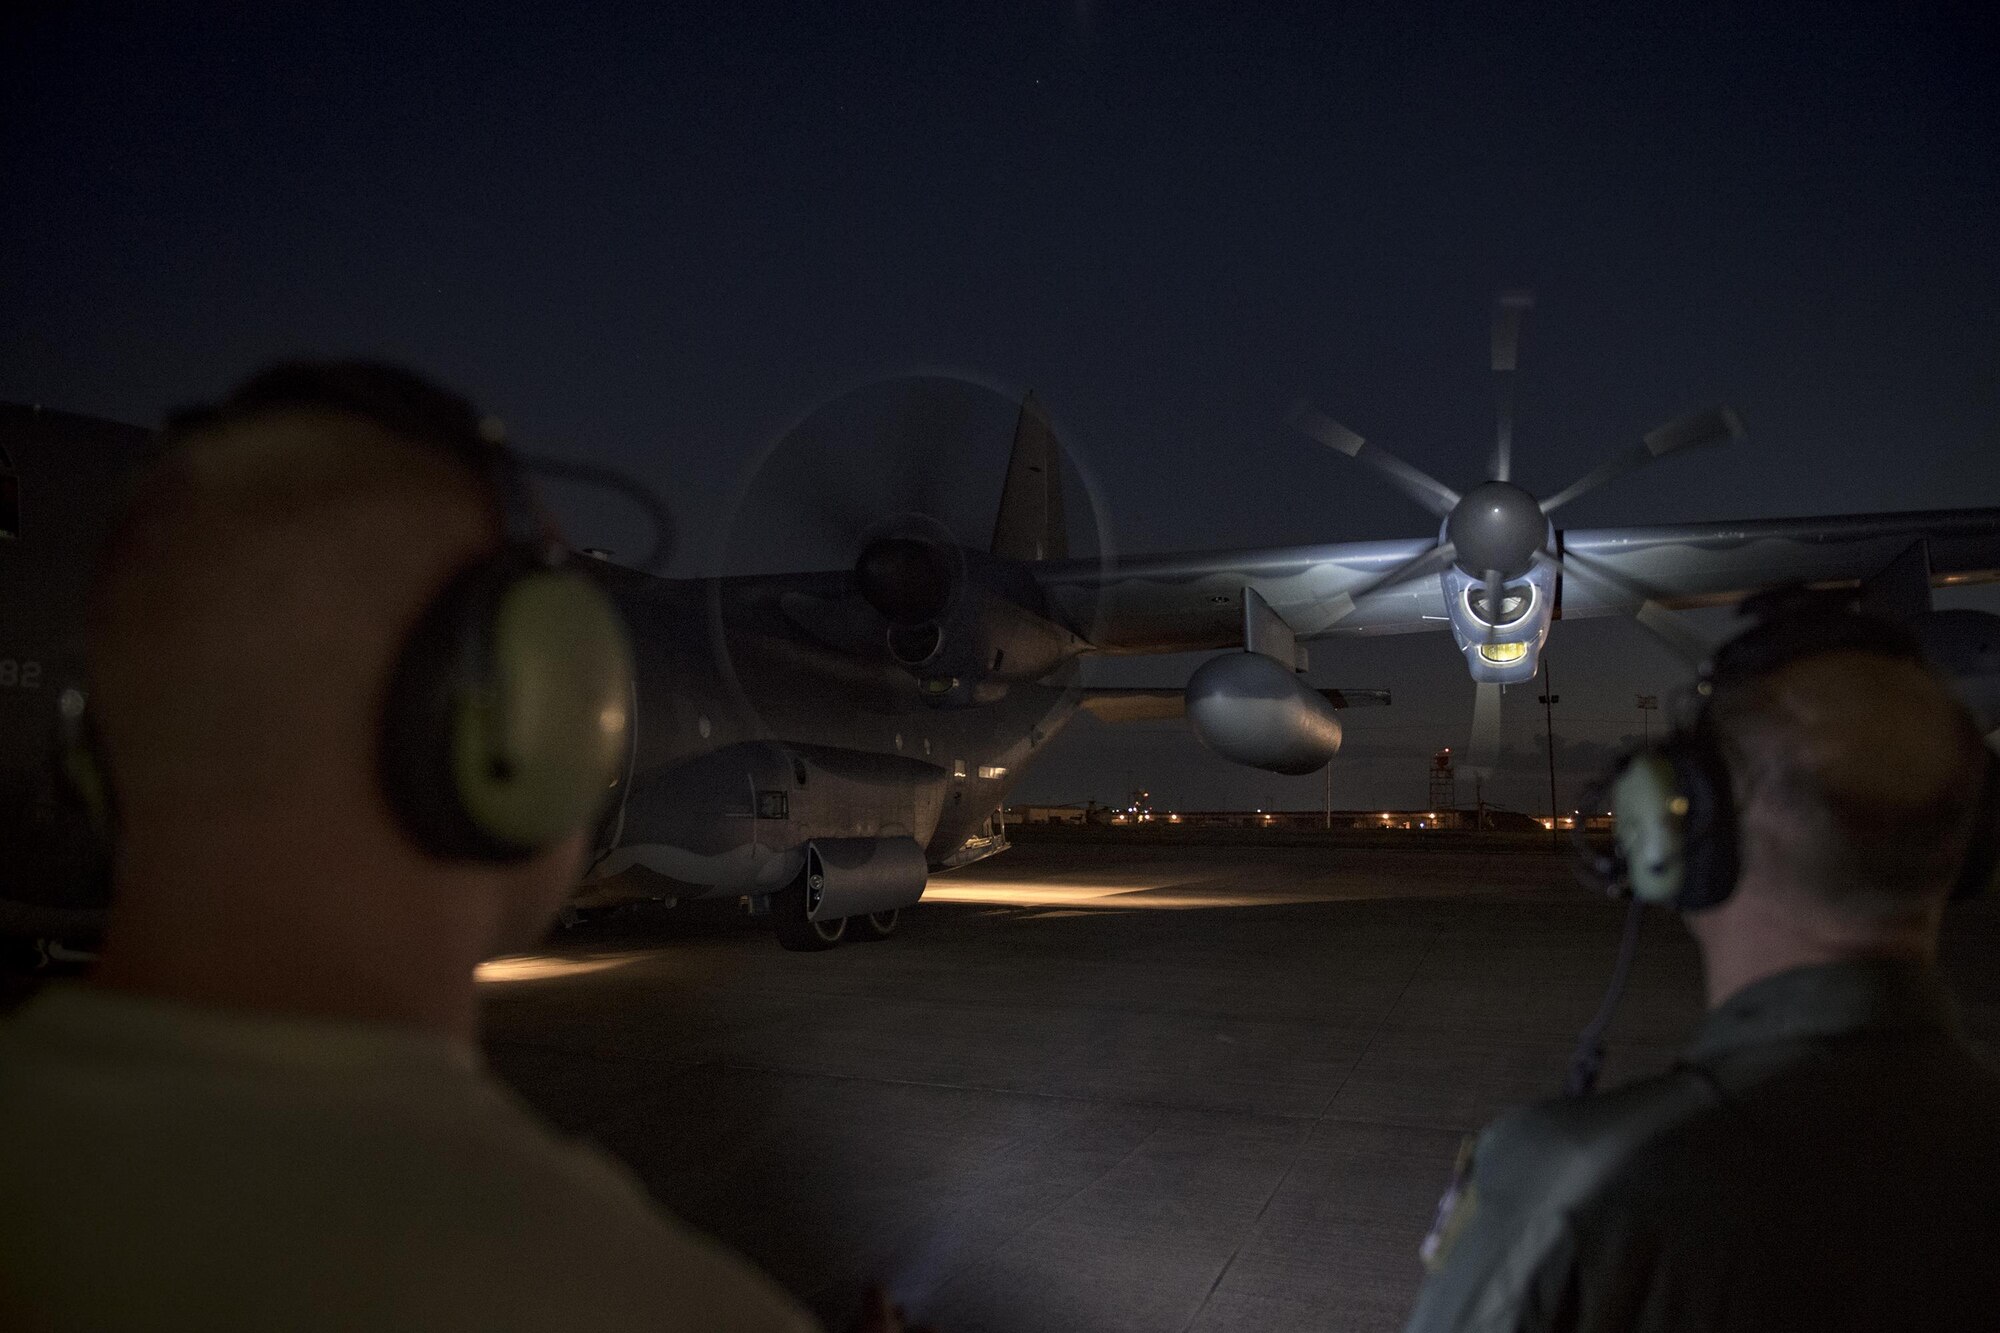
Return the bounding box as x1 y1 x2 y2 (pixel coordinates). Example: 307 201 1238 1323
1185 651 1344 774
856 528 1086 707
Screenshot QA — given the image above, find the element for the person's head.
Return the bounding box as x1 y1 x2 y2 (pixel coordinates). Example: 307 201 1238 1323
85 363 601 1022
1688 638 1991 982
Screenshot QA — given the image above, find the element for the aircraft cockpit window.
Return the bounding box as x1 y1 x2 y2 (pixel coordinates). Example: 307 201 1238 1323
755 791 789 820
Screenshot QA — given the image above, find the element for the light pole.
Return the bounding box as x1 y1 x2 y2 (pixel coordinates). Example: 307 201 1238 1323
1537 656 1561 851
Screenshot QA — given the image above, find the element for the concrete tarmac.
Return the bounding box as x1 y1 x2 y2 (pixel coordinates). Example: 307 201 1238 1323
480 836 2000 1332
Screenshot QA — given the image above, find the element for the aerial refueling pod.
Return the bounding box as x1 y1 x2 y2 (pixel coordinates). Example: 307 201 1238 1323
1185 651 1343 774
1911 609 2000 734
801 836 930 922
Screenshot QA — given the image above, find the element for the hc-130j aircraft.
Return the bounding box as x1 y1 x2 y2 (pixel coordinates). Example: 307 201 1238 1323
5 300 1999 949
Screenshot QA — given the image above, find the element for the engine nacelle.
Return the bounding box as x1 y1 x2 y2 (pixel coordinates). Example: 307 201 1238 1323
1186 651 1343 774
1911 609 2000 734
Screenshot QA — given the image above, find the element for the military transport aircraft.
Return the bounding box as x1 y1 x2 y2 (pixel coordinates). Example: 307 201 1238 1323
6 305 1999 950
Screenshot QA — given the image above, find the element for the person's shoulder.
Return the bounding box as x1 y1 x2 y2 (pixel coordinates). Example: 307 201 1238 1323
1471 1065 1718 1209
442 1079 820 1332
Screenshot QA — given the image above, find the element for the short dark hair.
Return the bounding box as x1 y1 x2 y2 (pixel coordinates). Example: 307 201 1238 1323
163 361 504 481
85 363 507 825
1707 651 1988 920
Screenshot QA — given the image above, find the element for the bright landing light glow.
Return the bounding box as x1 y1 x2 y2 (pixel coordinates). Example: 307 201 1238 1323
921 880 1337 910
475 952 640 983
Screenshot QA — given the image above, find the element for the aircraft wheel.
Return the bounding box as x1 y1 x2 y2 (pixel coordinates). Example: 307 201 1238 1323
772 886 846 952
848 909 901 942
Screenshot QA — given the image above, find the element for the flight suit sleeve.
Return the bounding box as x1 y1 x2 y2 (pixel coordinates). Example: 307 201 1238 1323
1403 1073 1717 1333
1401 1122 1589 1333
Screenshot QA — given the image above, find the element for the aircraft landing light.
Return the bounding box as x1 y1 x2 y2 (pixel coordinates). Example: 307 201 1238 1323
1478 641 1529 665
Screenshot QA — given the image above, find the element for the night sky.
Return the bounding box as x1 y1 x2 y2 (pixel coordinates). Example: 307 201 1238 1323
6 3 1996 814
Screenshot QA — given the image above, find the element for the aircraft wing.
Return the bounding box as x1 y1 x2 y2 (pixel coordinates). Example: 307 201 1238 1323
1039 509 2000 654
1554 509 2000 616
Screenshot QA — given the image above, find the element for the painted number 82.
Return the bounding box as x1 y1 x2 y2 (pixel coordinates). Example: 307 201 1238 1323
0 659 42 689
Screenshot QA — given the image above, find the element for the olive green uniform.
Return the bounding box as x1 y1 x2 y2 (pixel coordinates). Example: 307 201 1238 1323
1405 960 2000 1331
0 986 819 1332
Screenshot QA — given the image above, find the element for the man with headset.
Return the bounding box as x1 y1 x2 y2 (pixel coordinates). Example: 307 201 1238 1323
1404 594 2000 1331
0 365 846 1330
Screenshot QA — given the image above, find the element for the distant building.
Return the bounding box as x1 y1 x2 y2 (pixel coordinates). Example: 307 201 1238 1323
1014 804 1091 825
1005 805 1560 833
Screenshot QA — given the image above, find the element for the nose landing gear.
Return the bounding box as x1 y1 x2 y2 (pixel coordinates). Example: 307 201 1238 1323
771 868 848 951
769 888 901 951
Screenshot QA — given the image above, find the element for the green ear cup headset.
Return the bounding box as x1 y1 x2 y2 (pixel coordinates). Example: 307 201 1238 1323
1579 589 2000 912
65 362 636 865
376 451 637 863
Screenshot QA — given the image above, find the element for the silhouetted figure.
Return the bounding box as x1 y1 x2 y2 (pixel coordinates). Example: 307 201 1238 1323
1406 606 2000 1330
0 365 823 1331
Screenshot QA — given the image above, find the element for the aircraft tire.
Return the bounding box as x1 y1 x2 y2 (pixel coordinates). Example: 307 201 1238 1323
772 886 846 951
848 909 901 942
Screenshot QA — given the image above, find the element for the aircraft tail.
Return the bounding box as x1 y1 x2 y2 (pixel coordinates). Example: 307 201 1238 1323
989 392 1067 562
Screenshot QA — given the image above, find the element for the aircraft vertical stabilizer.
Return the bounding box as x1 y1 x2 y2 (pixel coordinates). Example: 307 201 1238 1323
990 392 1067 562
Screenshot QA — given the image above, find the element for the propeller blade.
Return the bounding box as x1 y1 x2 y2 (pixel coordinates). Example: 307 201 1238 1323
1544 548 1715 666
1288 400 1462 517
1541 406 1745 515
1490 290 1534 373
1467 680 1503 776
1490 290 1533 483
1311 540 1460 630
881 380 978 527
1465 561 1516 774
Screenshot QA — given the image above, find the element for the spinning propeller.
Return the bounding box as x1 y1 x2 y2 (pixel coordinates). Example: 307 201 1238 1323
711 375 1110 725
1291 292 1744 772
